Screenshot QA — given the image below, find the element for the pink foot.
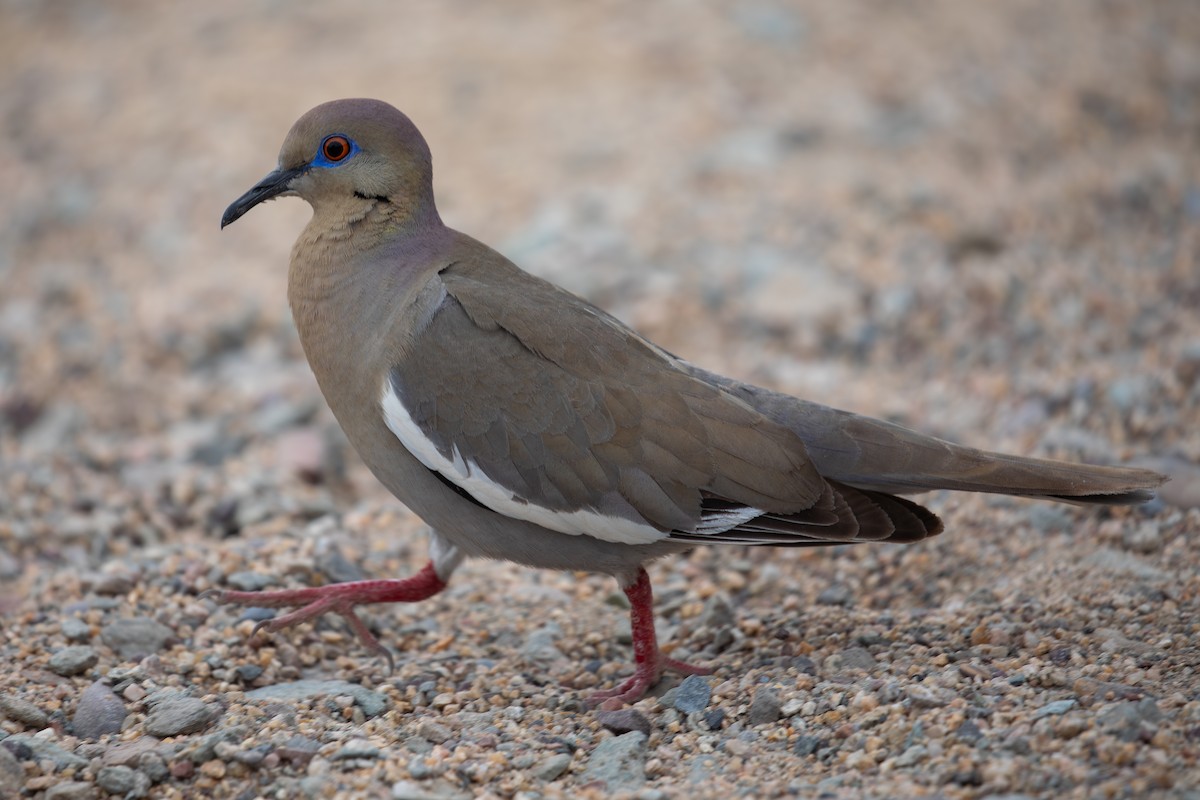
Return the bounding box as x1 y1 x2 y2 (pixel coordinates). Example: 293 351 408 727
205 560 446 672
586 567 713 709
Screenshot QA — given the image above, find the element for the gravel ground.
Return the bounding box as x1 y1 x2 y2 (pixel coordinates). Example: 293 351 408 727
2 2 1199 798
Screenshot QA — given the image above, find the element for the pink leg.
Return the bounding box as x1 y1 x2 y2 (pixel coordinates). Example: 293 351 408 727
206 560 446 672
587 567 712 709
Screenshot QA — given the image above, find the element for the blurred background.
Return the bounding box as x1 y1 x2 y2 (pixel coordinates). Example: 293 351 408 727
1 1 1198 796
3 2 1197 472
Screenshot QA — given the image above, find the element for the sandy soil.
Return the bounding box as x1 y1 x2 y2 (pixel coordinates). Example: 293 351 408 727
1 1 1198 798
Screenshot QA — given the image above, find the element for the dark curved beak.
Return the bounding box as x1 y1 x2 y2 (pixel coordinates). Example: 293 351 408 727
220 165 308 228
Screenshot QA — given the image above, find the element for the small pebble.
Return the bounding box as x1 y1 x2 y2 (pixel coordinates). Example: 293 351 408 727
0 746 22 795
0 694 49 729
246 680 387 717
794 735 823 756
137 752 169 782
100 617 174 660
416 719 453 744
1032 699 1076 719
698 594 735 629
61 617 92 641
747 686 783 725
407 753 443 779
816 583 852 606
143 695 218 737
226 570 276 591
234 664 264 683
72 681 127 739
1097 699 1162 742
905 684 954 708
825 647 875 673
335 739 382 760
533 753 572 781
893 744 928 768
3 735 88 770
91 572 135 596
49 645 99 676
582 732 648 792
596 708 652 737
96 764 151 797
520 622 564 662
1122 521 1162 553
671 674 712 713
44 783 97 800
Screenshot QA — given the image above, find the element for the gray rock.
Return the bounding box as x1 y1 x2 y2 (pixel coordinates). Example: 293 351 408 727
794 735 823 756
906 684 956 708
334 738 381 760
1122 522 1162 554
0 693 49 728
824 646 876 673
817 583 853 606
137 751 169 782
0 745 23 795
276 734 321 765
1032 699 1076 719
226 570 276 591
893 744 928 767
956 719 984 743
748 686 783 726
61 616 92 641
698 594 735 630
101 737 161 768
391 780 471 800
595 708 651 737
45 782 97 800
234 664 264 683
582 731 648 792
1082 548 1167 580
392 780 433 800
416 719 453 744
317 545 367 583
521 622 563 663
246 679 388 717
144 695 218 737
50 645 99 676
97 764 151 797
100 617 174 659
1097 698 1163 742
532 752 572 781
298 776 331 800
1094 627 1156 656
91 572 136 596
672 674 712 713
407 753 445 779
189 726 247 763
73 681 127 739
1026 505 1072 533
3 734 88 770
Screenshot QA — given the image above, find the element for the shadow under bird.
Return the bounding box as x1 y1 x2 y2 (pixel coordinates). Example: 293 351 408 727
217 98 1165 707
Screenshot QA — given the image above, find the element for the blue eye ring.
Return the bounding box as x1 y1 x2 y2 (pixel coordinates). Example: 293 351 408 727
313 134 359 167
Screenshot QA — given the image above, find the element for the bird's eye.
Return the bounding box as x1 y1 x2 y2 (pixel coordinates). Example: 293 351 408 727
321 135 351 162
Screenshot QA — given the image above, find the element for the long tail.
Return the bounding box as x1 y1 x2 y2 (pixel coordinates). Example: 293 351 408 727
692 367 1165 505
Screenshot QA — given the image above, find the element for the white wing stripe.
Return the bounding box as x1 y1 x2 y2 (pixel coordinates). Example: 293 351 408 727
694 505 765 534
381 380 666 546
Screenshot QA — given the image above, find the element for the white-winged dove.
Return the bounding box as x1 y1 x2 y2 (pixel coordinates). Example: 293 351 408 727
218 99 1164 707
